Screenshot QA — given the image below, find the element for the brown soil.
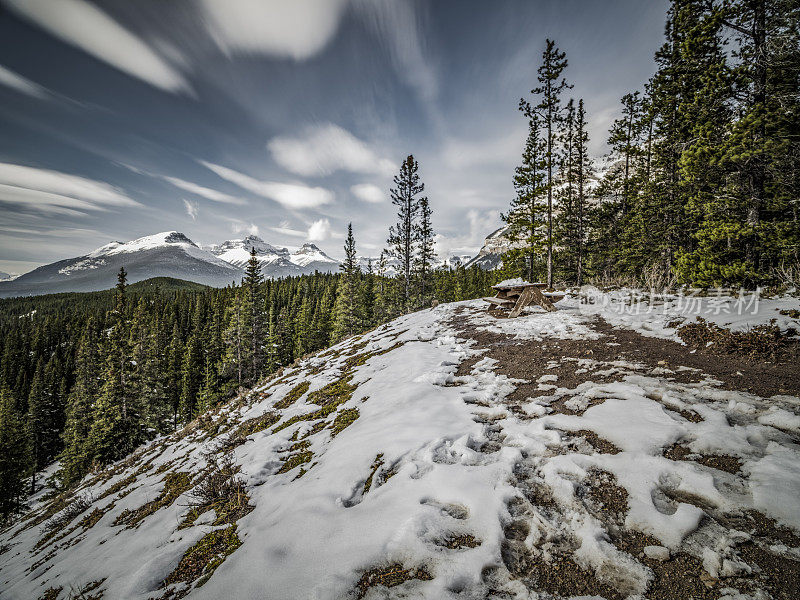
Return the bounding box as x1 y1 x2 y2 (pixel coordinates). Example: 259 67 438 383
449 308 800 400
447 305 800 600
664 443 742 475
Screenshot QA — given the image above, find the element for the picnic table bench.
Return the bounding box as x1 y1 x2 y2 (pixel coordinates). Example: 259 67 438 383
482 281 564 317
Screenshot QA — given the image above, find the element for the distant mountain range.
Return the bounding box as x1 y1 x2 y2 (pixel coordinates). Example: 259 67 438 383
0 231 493 299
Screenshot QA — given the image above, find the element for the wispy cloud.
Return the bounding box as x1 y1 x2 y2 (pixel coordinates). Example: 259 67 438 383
0 64 49 99
200 161 334 210
270 220 306 238
350 183 384 203
0 162 141 216
268 123 395 177
2 0 190 94
183 199 198 220
355 0 439 113
164 176 245 205
199 0 348 60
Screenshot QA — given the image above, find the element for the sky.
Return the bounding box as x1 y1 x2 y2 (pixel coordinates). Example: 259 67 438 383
0 0 669 275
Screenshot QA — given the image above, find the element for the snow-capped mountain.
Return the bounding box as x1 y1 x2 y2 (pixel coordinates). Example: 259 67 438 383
436 254 474 269
0 270 18 282
0 232 243 298
464 226 524 270
208 236 339 278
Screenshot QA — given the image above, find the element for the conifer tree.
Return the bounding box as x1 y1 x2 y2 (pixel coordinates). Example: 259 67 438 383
531 39 571 288
361 259 376 328
414 198 436 307
87 267 138 465
242 248 266 385
58 321 100 487
503 110 547 282
333 223 361 340
574 99 593 285
25 358 47 493
388 155 425 311
221 295 244 390
608 92 644 215
0 385 27 521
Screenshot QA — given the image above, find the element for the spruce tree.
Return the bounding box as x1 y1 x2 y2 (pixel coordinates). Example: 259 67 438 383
242 248 266 385
333 223 361 340
414 198 436 308
388 155 425 311
87 267 138 465
531 39 571 288
503 110 547 282
58 321 100 487
0 385 27 521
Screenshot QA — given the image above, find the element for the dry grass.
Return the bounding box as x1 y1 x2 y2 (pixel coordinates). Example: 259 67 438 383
355 564 433 598
678 317 796 360
179 453 252 529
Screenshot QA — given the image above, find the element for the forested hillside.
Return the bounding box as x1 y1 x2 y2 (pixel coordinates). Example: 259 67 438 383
0 237 497 521
501 0 799 289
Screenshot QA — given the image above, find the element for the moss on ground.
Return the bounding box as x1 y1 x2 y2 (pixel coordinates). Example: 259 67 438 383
362 454 384 495
113 472 192 528
273 381 310 409
236 411 281 439
355 564 433 598
272 373 357 435
277 441 314 475
342 342 405 371
37 587 62 600
98 474 137 500
308 376 357 407
162 526 242 593
330 408 359 437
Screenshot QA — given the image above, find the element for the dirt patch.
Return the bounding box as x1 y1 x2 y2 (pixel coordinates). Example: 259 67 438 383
355 564 432 599
434 533 481 550
737 541 800 600
584 470 628 519
448 307 800 401
664 443 742 475
573 430 621 454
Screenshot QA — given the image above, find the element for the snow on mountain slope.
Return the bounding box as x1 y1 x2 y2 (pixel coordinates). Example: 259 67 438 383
2 300 798 599
290 243 338 268
208 235 291 269
0 232 242 298
209 237 339 278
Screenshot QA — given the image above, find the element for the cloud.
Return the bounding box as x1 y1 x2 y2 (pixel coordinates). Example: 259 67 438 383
231 221 260 236
200 161 334 209
270 220 306 238
183 199 198 220
268 123 395 177
0 64 49 99
307 218 331 241
355 0 438 105
0 162 141 215
163 176 245 205
2 0 190 94
199 0 349 61
350 183 384 203
434 208 500 256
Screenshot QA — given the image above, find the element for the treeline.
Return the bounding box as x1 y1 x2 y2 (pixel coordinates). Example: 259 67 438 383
503 0 799 288
0 154 497 521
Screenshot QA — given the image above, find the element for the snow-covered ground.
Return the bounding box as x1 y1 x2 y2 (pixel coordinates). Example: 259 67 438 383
1 300 798 599
569 286 800 341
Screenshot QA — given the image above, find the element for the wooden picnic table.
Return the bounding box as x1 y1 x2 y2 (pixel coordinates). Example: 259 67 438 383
483 281 563 317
